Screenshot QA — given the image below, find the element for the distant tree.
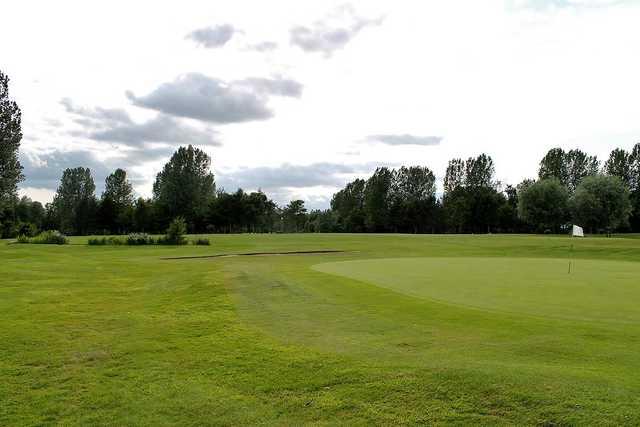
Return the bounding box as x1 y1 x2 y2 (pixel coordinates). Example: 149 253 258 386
570 175 631 233
628 143 639 187
100 168 134 233
565 149 599 193
497 185 521 232
0 71 24 236
538 148 568 185
153 145 215 229
391 166 437 233
442 154 498 233
604 148 632 187
15 196 45 228
517 178 570 233
538 148 598 193
283 199 307 232
331 178 366 232
444 158 465 193
51 167 97 235
133 198 156 233
364 167 393 232
464 154 495 188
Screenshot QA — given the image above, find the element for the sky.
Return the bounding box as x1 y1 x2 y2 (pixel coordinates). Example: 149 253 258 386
2 0 640 209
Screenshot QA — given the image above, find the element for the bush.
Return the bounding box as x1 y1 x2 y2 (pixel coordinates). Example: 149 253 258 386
88 236 125 246
126 233 154 245
192 237 210 246
16 234 30 244
163 217 188 245
88 237 107 245
30 230 68 245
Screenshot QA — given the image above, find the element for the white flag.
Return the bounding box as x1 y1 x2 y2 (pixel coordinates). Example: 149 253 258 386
572 225 584 237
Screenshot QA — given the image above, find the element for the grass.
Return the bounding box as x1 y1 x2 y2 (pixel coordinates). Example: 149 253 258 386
2 234 640 425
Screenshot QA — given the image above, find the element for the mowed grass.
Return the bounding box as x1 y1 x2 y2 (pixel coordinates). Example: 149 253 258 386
2 234 640 425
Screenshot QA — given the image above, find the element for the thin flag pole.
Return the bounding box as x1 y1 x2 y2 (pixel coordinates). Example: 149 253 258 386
568 243 573 274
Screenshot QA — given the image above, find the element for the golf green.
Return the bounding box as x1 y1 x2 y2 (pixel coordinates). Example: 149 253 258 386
313 257 640 323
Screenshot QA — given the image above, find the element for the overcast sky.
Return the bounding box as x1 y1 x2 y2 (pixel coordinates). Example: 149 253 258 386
3 0 640 208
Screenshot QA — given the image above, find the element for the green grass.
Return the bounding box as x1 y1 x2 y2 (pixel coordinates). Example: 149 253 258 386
2 234 640 425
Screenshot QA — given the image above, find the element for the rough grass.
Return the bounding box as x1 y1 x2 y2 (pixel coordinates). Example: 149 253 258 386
2 234 640 425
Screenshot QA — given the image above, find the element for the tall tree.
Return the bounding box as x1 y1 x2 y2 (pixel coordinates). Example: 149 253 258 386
392 166 437 233
283 199 307 232
51 167 97 235
604 148 632 187
538 148 598 193
153 145 215 228
538 148 567 185
100 168 134 233
517 178 570 233
444 158 465 194
629 143 640 192
0 71 24 214
331 178 366 232
570 175 631 233
464 154 495 188
364 167 393 232
565 149 599 193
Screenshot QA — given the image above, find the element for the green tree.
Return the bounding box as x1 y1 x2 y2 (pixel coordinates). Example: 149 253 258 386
100 168 134 233
364 167 393 232
565 149 599 193
331 178 366 232
538 148 598 193
604 148 632 187
464 154 495 188
391 166 437 233
51 167 97 235
538 148 567 185
517 178 569 233
570 175 631 233
444 158 465 193
153 145 215 229
283 199 307 232
0 70 24 230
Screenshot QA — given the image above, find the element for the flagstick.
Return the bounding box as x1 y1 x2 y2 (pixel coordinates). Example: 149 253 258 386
568 243 573 274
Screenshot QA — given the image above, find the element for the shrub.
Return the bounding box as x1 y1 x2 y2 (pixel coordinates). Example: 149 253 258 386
16 234 30 244
126 233 154 245
15 222 39 238
109 236 125 245
88 237 108 245
163 217 188 245
192 237 210 246
30 230 68 245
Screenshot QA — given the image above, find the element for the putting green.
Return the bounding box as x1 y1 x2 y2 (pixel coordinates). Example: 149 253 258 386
313 257 640 323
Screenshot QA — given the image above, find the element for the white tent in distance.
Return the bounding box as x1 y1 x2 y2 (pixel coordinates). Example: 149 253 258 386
572 225 584 237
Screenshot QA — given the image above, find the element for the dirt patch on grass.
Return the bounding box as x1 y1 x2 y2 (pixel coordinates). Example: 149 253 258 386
162 250 348 260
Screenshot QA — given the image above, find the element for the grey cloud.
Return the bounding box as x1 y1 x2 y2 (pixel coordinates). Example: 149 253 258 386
20 145 173 194
217 162 383 191
61 98 219 147
61 98 132 126
367 134 443 146
246 41 278 52
186 24 236 48
126 73 303 123
20 150 113 192
90 115 220 146
290 6 383 56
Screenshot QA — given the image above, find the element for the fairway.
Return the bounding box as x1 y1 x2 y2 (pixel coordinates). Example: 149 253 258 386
3 234 640 425
313 257 640 323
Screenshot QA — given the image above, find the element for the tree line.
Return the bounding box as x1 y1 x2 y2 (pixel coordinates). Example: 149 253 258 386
2 69 639 237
